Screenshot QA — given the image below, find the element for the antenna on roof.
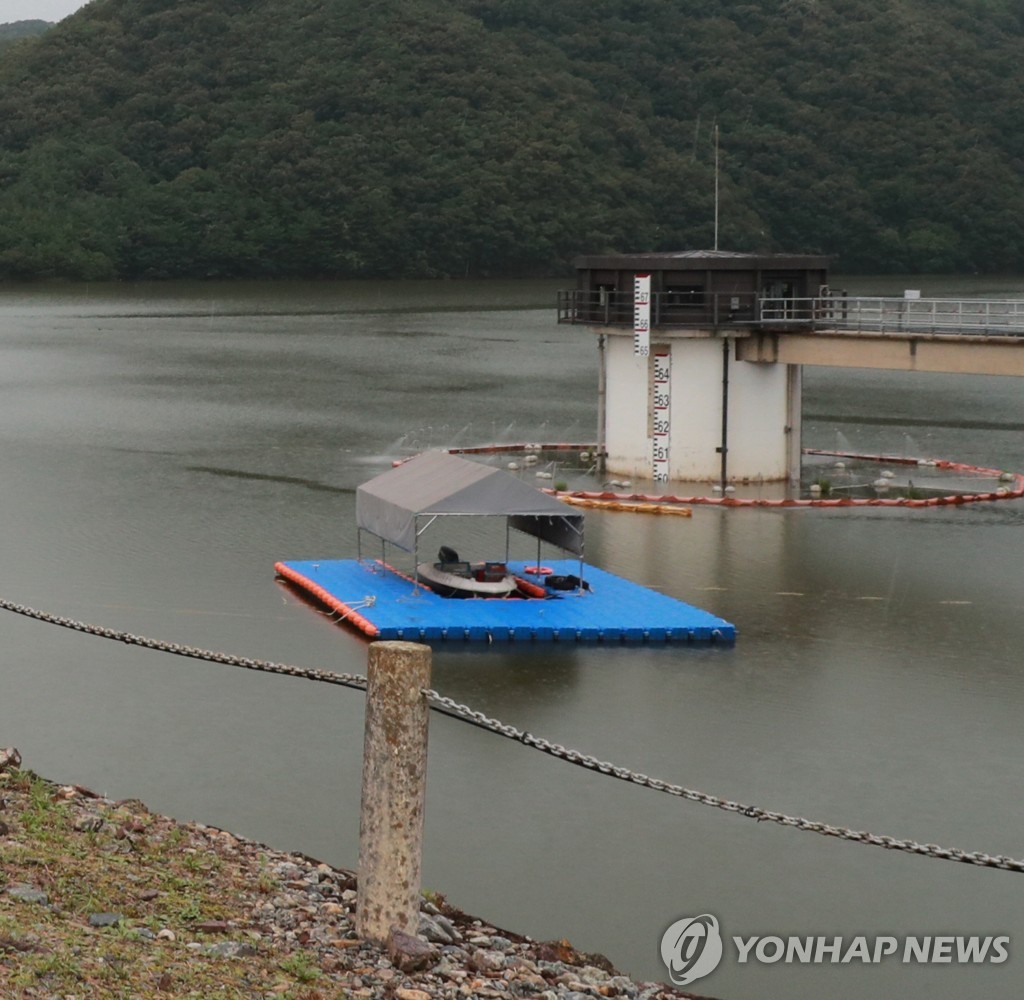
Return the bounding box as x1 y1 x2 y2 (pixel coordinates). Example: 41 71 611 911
713 123 720 252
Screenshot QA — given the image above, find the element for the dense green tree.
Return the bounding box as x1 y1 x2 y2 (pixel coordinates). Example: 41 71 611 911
0 0 1022 279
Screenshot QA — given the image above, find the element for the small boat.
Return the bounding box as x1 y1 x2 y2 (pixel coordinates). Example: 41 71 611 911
416 546 518 599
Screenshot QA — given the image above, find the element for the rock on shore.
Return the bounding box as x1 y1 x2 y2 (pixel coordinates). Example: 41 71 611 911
0 746 711 998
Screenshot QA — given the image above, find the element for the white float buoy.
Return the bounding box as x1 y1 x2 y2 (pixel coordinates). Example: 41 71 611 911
874 479 890 489
809 483 822 495
881 470 895 479
507 462 519 471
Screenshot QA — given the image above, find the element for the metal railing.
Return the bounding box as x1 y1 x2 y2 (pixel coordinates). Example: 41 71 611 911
557 289 1024 337
810 296 1024 336
557 288 764 329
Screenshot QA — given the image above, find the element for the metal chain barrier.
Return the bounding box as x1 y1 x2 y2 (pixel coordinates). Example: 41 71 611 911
0 598 367 691
423 688 1024 874
3 596 1022 874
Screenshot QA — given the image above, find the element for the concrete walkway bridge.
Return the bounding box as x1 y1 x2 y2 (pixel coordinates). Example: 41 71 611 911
557 290 1024 376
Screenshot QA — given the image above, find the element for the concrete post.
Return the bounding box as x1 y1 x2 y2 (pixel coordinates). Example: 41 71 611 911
356 641 431 944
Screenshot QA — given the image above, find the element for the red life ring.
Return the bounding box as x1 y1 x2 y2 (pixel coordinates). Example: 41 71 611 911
524 565 554 575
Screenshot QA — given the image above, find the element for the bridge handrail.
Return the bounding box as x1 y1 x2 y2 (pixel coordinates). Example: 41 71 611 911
557 288 1024 337
809 296 1024 336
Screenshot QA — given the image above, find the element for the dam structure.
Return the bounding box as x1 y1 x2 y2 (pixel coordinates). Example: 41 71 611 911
557 250 1024 485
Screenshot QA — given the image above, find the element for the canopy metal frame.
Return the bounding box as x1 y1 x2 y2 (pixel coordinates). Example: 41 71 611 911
355 451 587 595
357 511 586 594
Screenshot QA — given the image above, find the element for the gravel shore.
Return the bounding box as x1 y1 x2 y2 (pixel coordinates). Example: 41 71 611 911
1 747 706 998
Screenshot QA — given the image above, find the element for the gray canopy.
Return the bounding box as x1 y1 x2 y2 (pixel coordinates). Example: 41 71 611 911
356 451 583 555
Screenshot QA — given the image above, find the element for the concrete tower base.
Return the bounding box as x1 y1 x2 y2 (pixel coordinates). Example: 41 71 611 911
600 330 802 484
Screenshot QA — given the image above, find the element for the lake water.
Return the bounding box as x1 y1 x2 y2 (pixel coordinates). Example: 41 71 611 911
1 275 1022 999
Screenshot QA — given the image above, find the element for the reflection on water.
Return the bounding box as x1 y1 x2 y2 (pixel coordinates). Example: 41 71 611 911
0 277 1022 1000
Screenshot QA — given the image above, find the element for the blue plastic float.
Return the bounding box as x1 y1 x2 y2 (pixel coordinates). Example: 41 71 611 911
275 558 735 644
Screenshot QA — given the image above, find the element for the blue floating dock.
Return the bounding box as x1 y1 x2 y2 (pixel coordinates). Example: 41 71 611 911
275 559 735 644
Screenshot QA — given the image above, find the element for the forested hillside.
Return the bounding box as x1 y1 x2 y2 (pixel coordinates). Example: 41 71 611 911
0 0 1022 280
